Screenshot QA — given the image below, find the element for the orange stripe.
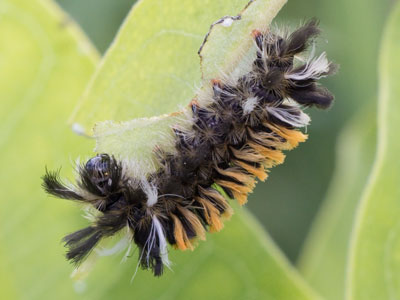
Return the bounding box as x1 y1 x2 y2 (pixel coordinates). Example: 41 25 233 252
178 206 206 241
265 123 307 148
196 197 224 233
198 186 230 211
233 159 268 181
214 166 255 186
247 142 286 164
215 179 253 194
230 146 265 162
172 214 193 251
247 128 283 148
232 191 249 205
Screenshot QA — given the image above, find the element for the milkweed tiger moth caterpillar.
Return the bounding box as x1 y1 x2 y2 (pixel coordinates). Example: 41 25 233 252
42 18 336 276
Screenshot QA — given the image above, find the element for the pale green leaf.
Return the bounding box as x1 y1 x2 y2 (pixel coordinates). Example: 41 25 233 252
298 107 376 300
79 204 320 300
346 2 400 299
0 0 97 298
69 0 286 133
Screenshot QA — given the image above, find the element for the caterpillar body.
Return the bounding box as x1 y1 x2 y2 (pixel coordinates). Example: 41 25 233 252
43 19 336 276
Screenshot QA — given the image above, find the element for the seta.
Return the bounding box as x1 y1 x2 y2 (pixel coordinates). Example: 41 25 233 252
43 19 336 276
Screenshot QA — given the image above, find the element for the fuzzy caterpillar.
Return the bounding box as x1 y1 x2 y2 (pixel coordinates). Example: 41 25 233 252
43 18 336 277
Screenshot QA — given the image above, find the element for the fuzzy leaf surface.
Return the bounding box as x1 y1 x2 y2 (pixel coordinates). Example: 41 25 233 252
70 0 287 133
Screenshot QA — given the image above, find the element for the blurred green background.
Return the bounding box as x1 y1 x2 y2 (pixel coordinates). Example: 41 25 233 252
57 0 389 261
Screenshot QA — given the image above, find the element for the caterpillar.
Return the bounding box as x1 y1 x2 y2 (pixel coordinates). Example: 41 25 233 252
42 18 336 277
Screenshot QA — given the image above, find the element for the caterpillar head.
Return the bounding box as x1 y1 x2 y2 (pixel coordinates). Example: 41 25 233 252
42 154 131 264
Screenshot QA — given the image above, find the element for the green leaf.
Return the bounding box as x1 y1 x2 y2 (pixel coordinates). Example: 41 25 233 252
298 107 376 300
81 205 320 300
67 0 320 299
346 2 400 299
69 0 287 133
0 0 97 298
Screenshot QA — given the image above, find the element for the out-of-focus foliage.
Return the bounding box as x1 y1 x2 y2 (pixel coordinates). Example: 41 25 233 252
347 3 400 298
295 1 390 299
299 107 376 300
56 0 135 53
